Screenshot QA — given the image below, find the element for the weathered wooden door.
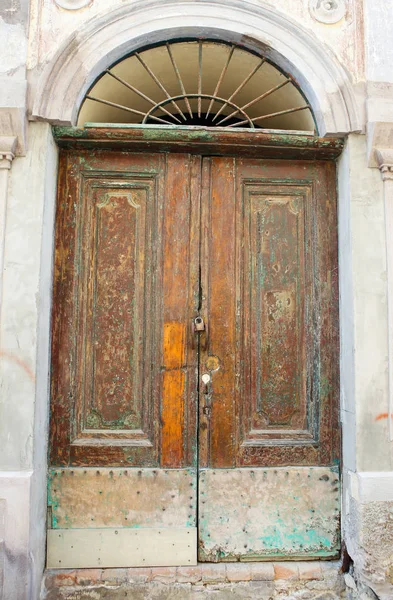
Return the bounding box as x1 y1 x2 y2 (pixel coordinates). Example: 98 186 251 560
48 151 201 568
48 148 339 568
197 157 340 561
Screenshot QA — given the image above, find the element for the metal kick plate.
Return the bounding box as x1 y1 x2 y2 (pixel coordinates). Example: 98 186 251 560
47 527 197 568
198 466 340 561
48 468 196 529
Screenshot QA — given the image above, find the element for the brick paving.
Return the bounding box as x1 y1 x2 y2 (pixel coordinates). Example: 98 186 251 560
42 561 347 599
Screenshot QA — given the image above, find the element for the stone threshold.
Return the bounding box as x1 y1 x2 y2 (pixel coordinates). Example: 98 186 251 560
42 561 346 599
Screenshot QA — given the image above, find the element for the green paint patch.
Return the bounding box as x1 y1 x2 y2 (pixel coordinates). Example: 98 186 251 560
140 127 214 142
53 125 343 151
53 126 85 139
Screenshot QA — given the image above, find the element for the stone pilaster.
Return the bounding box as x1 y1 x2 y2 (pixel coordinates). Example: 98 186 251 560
0 137 17 317
376 148 393 442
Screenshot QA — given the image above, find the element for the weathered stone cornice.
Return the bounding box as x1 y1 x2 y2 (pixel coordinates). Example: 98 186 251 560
0 77 28 156
0 137 17 170
367 122 393 168
376 148 393 181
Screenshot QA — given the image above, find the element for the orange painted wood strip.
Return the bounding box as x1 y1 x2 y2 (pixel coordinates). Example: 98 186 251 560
162 369 186 467
163 322 186 369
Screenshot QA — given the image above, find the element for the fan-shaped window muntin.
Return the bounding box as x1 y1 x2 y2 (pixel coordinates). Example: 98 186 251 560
78 40 316 132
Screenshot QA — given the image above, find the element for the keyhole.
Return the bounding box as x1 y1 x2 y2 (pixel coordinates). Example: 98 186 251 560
202 373 211 385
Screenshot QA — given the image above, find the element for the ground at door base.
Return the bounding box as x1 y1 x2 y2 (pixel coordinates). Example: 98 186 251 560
41 561 356 599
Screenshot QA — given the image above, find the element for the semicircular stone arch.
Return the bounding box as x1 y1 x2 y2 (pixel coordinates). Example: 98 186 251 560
32 0 361 136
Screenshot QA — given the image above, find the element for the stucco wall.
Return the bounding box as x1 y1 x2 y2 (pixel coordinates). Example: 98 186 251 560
338 134 393 599
0 121 57 600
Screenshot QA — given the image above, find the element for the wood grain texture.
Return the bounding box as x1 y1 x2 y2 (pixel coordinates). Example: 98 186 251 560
240 183 312 441
200 157 237 468
161 155 200 468
50 152 74 465
51 148 338 476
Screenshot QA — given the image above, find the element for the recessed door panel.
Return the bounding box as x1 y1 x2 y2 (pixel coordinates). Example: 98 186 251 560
76 180 156 448
246 188 309 434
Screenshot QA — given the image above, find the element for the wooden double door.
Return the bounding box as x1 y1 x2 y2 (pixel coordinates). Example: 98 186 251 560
48 149 340 568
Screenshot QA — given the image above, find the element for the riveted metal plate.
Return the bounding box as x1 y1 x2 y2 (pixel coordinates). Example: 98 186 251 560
198 466 340 561
48 468 196 529
47 527 197 568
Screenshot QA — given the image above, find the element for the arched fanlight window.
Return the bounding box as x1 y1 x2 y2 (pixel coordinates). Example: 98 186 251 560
78 40 316 132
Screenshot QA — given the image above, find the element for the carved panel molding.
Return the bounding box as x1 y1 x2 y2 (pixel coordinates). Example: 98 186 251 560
240 184 316 447
77 182 154 446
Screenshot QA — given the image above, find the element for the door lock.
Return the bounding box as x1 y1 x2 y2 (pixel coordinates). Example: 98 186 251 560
191 315 208 349
193 316 205 332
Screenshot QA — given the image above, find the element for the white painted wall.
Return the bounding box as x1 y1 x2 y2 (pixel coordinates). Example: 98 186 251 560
348 135 391 472
339 133 393 598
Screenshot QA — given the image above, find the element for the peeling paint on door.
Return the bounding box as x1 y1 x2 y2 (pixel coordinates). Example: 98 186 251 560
198 467 340 561
49 139 339 567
